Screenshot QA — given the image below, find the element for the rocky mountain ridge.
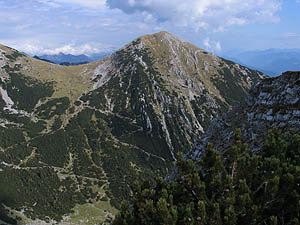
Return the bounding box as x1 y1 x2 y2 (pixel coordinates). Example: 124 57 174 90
0 31 263 224
193 71 300 158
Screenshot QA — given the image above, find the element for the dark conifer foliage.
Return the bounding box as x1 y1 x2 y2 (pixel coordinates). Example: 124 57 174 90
113 129 300 225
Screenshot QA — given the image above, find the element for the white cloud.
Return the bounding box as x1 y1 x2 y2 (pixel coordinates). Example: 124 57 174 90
282 32 300 38
215 41 222 52
1 0 294 55
38 0 106 9
37 0 61 8
42 44 102 55
203 38 212 49
107 0 282 32
0 11 25 23
203 38 222 52
57 0 106 8
1 39 114 56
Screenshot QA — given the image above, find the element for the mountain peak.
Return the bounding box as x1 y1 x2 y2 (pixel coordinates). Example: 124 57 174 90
138 31 192 51
141 31 181 41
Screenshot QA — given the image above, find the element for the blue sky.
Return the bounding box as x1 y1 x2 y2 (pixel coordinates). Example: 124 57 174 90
0 0 299 55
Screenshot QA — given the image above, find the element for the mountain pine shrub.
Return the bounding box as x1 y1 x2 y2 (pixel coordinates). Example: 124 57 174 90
113 129 300 225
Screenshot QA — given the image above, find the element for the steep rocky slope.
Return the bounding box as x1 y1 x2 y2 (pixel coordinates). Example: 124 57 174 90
0 31 263 224
194 71 300 157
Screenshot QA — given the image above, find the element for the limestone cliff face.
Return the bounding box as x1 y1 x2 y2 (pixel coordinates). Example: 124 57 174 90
194 71 300 158
0 32 263 224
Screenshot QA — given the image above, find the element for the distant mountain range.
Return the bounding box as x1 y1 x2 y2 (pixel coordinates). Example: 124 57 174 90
221 48 300 76
33 47 300 74
34 52 111 65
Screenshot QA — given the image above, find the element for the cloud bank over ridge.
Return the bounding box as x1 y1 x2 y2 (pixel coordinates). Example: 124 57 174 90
107 0 282 31
3 0 300 56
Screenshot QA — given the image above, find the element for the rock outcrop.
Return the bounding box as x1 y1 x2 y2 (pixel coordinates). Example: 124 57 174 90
193 71 300 158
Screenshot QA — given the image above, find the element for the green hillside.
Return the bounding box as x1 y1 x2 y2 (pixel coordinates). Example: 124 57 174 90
0 32 263 224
